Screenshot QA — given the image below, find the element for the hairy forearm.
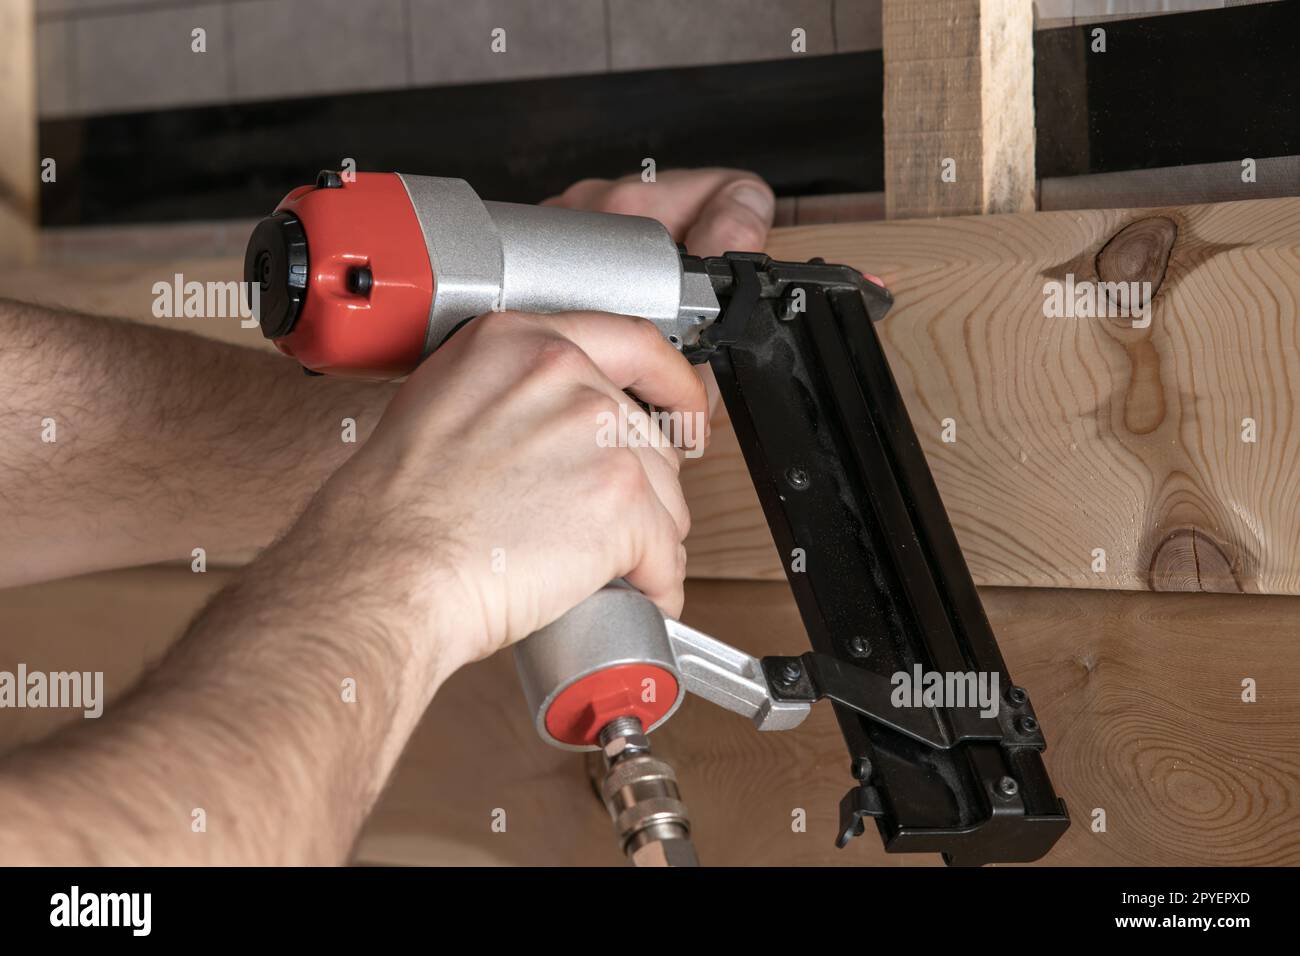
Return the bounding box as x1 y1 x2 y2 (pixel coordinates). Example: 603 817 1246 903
0 491 453 865
0 297 396 586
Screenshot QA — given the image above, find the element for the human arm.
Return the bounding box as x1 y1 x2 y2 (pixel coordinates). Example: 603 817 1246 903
0 298 397 588
0 309 703 864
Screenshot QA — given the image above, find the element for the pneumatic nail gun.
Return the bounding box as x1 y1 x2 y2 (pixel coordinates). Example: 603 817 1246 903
245 171 1069 867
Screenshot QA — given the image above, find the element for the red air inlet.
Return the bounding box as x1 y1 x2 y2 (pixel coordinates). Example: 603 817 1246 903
544 664 679 747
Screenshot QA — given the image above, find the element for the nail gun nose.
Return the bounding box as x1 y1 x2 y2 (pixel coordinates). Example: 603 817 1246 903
243 211 309 339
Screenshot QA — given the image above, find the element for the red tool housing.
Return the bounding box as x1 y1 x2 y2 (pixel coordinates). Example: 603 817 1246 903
271 173 432 379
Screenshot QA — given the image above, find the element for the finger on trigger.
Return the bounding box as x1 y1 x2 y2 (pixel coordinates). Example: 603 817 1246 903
522 312 708 427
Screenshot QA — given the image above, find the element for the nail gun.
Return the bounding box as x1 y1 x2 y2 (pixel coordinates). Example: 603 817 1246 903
245 171 1069 867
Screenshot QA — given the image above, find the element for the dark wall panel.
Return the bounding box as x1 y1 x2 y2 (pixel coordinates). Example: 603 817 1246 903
38 2 1300 226
40 53 884 226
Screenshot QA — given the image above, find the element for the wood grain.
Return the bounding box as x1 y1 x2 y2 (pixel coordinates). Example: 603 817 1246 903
4 200 1299 593
4 570 1294 865
683 197 1300 594
636 580 1300 867
883 0 1036 219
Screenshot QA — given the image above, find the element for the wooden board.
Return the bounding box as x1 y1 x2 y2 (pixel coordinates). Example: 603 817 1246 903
683 197 1300 595
356 578 1300 866
5 198 1300 594
4 568 1294 865
640 580 1300 867
883 0 1036 218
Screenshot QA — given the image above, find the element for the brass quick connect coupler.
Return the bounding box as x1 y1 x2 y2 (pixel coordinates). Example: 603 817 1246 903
597 716 698 867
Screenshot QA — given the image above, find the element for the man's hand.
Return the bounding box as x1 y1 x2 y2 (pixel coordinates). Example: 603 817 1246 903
546 168 775 414
545 168 775 258
308 308 707 676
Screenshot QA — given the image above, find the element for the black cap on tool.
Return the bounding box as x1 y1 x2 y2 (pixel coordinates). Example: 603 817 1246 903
244 212 309 339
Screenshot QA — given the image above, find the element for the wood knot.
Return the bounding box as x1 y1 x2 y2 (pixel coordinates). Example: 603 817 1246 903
1149 528 1242 593
1095 216 1178 435
1095 216 1178 314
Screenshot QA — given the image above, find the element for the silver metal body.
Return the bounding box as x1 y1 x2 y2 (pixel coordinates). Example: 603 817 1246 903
514 582 812 752
665 618 812 732
397 174 721 354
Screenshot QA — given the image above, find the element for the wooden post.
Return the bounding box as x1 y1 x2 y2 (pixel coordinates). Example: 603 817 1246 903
0 0 38 264
882 0 1036 219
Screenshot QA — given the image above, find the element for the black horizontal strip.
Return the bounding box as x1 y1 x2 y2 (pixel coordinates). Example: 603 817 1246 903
39 52 884 227
38 1 1299 226
1035 0 1299 179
